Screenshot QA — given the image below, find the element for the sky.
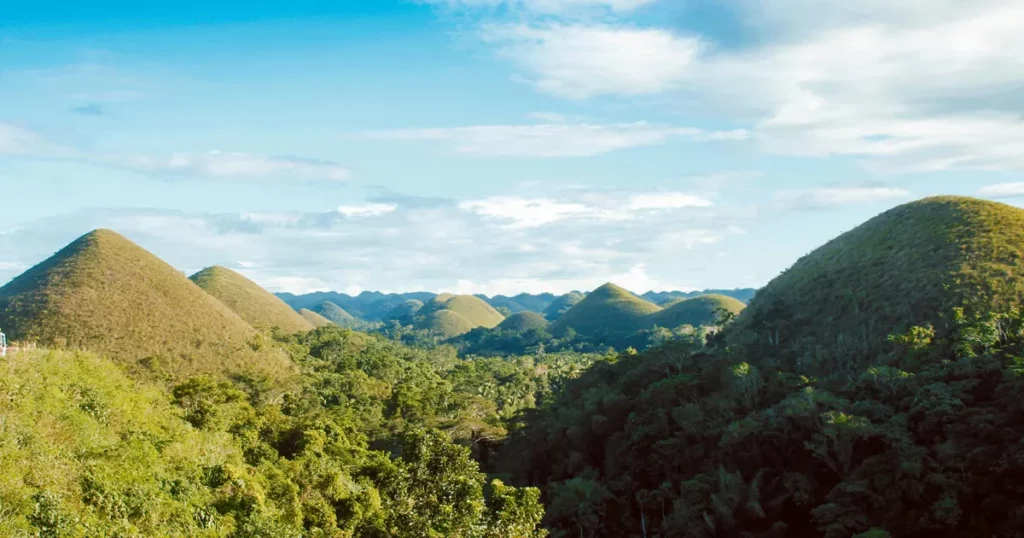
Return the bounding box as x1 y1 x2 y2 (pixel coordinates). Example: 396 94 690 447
1 0 1023 296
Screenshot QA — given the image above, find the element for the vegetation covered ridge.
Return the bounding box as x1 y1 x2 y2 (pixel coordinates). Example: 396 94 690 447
190 265 314 334
0 229 291 382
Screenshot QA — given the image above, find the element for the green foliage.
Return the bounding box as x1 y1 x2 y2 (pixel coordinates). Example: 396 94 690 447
0 230 293 383
542 292 585 322
191 266 314 334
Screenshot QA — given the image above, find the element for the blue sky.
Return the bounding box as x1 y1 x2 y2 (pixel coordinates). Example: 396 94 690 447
2 0 1023 295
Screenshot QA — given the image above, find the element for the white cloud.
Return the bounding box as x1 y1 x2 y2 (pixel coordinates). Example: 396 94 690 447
338 203 399 218
458 197 595 227
426 0 655 15
775 186 910 209
978 182 1024 198
466 1 1024 171
482 24 701 99
364 122 746 157
0 123 351 181
627 192 714 210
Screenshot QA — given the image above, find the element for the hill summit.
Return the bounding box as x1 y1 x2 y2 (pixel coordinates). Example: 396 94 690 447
496 311 549 332
419 294 505 329
0 230 290 380
190 266 313 333
551 283 661 338
730 195 1024 369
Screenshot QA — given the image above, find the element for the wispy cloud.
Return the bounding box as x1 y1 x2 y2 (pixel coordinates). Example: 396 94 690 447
338 203 398 217
774 186 911 210
462 0 1024 171
0 122 351 181
978 182 1024 198
424 0 655 15
70 103 106 116
363 122 747 157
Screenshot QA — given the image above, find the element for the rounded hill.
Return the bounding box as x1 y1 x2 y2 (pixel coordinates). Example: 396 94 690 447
421 294 505 328
729 196 1024 367
314 301 355 326
418 309 477 338
299 308 335 328
551 283 661 339
648 294 746 329
0 230 292 380
543 291 586 321
496 312 549 333
385 299 423 323
190 266 313 334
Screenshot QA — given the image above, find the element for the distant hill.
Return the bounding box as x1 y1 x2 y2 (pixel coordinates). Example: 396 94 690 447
0 230 292 381
642 288 757 305
543 291 586 321
496 312 549 332
551 283 661 339
384 299 424 324
191 266 313 334
648 294 746 329
279 288 755 323
420 294 505 329
483 293 557 314
299 308 335 328
418 309 476 338
314 301 354 325
730 196 1024 370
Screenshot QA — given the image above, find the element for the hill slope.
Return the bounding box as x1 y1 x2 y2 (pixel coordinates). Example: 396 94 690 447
417 309 477 338
551 283 661 339
299 308 335 328
314 301 355 324
190 266 313 333
730 195 1024 369
0 230 290 380
543 292 586 321
421 294 505 329
648 294 746 329
496 311 549 332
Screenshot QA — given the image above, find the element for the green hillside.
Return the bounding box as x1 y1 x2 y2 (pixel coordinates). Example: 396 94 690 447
658 296 686 307
190 266 313 334
647 294 746 328
299 308 335 327
314 301 355 324
0 230 291 381
550 283 661 339
730 195 1024 370
496 311 549 332
421 294 505 329
543 291 585 321
385 299 424 323
416 309 477 338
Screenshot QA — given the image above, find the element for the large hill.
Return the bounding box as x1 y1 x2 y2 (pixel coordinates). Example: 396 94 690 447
314 301 355 325
543 291 586 321
190 266 313 333
417 309 477 338
496 311 549 332
299 308 335 328
550 283 661 339
419 294 505 329
730 195 1024 371
0 230 291 380
648 294 746 329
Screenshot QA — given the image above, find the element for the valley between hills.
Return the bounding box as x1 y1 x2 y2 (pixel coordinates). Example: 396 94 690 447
2 195 1024 536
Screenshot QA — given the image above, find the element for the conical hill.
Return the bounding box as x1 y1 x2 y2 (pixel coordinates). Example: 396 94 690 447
0 230 292 380
729 196 1024 367
551 283 661 338
190 266 313 333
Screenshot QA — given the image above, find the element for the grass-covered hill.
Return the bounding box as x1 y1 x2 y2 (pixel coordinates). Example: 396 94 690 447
190 266 313 334
385 299 424 323
299 308 335 328
313 301 354 324
543 291 586 321
496 311 549 332
550 283 661 339
0 230 291 380
416 309 477 338
420 294 505 329
648 294 746 328
729 195 1024 371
